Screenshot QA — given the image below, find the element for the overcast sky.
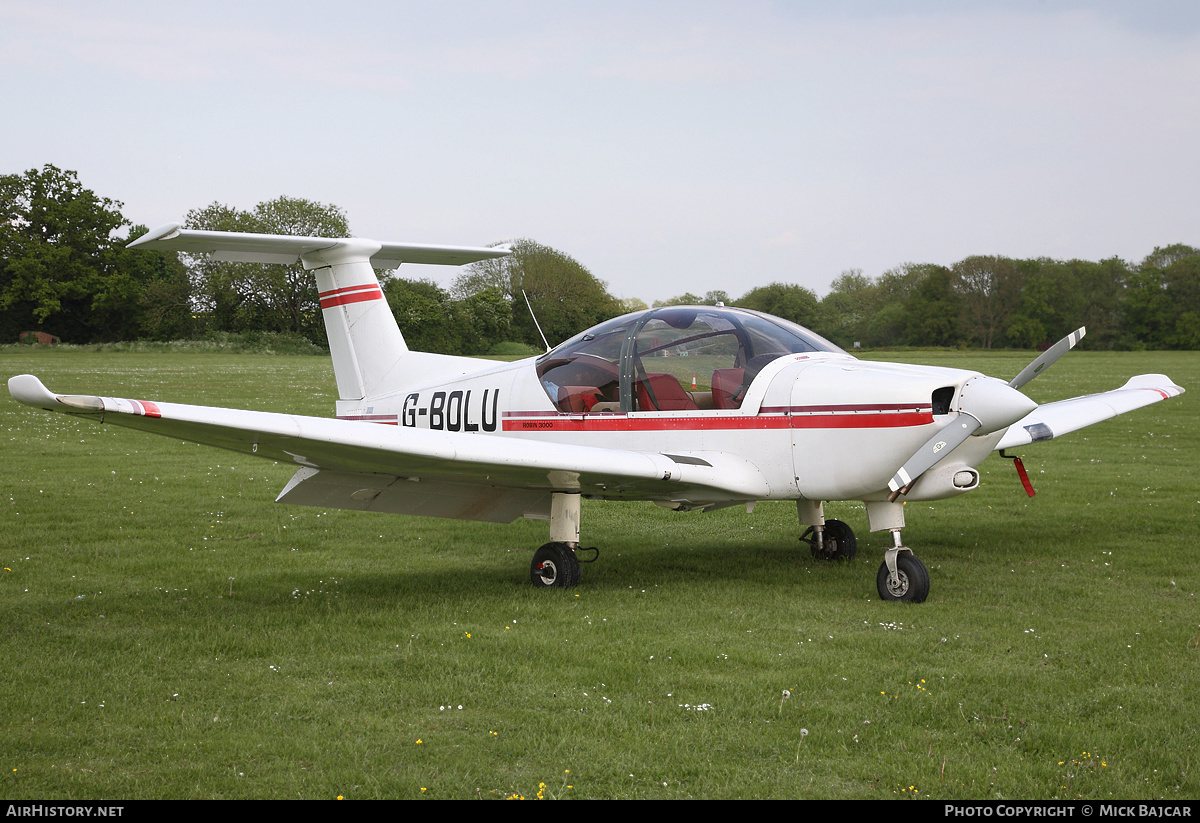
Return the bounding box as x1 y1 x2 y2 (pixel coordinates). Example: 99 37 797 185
4 0 1198 303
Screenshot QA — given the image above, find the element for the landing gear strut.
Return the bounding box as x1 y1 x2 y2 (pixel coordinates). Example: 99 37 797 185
797 501 858 561
863 502 930 603
801 518 858 561
529 492 594 590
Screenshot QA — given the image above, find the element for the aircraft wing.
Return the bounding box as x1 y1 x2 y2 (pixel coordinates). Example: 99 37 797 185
127 223 510 268
996 374 1184 450
8 375 770 523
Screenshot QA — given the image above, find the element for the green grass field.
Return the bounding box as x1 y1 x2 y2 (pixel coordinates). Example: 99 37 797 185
1 347 1196 799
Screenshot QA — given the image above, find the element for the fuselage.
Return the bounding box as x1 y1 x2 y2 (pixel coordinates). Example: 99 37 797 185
334 306 1001 504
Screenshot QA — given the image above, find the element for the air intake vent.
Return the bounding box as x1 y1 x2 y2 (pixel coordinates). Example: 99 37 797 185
932 386 955 415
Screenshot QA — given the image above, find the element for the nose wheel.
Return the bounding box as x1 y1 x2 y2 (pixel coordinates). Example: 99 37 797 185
876 549 929 603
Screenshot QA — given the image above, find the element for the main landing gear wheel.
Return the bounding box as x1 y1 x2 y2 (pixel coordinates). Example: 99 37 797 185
531 542 581 589
802 519 858 560
876 554 929 603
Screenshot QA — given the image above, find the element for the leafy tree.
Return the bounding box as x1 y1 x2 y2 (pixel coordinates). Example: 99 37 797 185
953 255 1023 349
653 292 703 307
134 255 196 340
1 165 127 341
1124 267 1170 348
861 263 940 347
875 263 931 306
1173 311 1200 349
1000 257 1130 350
459 286 514 352
0 165 190 343
734 282 820 328
183 197 349 343
865 303 907 347
1161 253 1200 349
819 268 876 346
1075 257 1130 349
383 277 513 355
99 230 195 342
903 265 961 346
1004 259 1069 349
455 239 621 347
651 290 731 308
1141 244 1199 271
384 277 463 353
1128 246 1200 349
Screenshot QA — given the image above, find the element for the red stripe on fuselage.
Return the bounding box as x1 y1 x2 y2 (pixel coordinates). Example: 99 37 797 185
505 415 791 432
760 403 931 414
501 406 933 432
337 406 934 432
788 411 932 428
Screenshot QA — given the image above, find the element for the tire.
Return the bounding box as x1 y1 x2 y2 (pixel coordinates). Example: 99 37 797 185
810 519 857 561
530 542 581 589
876 554 929 603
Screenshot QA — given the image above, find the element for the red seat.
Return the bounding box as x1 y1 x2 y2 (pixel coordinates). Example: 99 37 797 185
635 373 697 411
557 385 601 413
712 368 745 409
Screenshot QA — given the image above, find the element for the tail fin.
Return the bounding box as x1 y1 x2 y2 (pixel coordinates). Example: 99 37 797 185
305 239 407 399
129 224 509 400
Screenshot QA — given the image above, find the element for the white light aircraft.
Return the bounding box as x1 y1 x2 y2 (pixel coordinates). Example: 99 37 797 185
8 224 1185 602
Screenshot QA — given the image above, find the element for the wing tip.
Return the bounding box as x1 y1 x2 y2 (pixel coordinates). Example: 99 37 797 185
8 374 56 407
1119 374 1185 396
127 222 183 249
8 374 106 412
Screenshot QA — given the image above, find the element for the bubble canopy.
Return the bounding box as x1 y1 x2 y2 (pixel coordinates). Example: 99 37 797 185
535 306 846 414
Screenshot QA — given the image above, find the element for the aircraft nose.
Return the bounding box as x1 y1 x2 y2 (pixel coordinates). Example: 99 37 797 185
957 376 1038 434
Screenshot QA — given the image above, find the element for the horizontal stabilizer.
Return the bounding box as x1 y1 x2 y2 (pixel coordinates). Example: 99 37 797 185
128 223 510 269
996 374 1184 450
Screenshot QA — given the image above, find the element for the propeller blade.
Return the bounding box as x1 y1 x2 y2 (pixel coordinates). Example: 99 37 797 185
888 415 981 496
1008 327 1085 390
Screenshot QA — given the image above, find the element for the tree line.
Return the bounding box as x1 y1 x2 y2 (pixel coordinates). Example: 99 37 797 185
3 165 1197 353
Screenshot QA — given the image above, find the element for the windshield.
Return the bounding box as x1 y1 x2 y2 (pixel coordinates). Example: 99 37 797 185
536 306 844 412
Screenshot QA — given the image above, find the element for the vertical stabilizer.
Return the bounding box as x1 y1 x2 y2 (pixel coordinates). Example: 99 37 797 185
303 240 407 401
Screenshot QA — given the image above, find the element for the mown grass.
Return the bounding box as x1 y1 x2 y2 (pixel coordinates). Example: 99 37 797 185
1 348 1195 799
1 332 329 357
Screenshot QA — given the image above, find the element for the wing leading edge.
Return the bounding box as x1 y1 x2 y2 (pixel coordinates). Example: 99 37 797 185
996 374 1184 450
8 375 771 522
